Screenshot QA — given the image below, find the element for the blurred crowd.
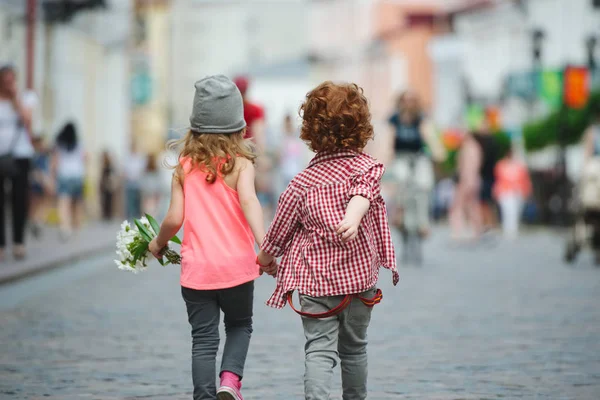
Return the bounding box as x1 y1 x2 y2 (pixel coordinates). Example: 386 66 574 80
2 61 600 265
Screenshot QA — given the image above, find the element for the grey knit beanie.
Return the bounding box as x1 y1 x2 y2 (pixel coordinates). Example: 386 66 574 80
189 75 246 134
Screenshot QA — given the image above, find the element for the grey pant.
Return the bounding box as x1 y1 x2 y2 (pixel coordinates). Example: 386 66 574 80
300 288 375 400
182 281 254 400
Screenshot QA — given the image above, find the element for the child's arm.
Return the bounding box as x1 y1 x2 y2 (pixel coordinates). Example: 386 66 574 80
337 161 386 243
258 185 303 276
149 174 184 257
237 158 266 247
337 195 370 243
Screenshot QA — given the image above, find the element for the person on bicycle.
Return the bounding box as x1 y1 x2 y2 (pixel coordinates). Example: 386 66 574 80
387 90 446 238
582 105 600 264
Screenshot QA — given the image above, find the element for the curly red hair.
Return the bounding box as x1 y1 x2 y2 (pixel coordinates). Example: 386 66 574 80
300 81 374 153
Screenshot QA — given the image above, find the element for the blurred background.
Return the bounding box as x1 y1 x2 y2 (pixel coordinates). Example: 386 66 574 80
0 0 598 232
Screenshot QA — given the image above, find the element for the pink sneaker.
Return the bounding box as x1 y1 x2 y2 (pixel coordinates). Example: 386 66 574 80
217 371 243 400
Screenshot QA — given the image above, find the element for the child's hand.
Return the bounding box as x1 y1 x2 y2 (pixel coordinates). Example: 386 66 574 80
257 251 277 277
337 216 361 243
261 262 278 277
148 238 164 259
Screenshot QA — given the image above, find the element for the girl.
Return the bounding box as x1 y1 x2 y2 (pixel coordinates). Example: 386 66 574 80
449 132 483 241
493 147 531 239
257 81 399 400
53 122 86 240
149 75 265 400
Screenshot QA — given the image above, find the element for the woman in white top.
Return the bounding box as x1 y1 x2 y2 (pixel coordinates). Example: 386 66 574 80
0 64 36 260
52 122 86 239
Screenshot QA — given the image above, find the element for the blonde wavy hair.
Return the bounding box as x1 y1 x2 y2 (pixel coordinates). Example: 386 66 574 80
168 128 256 184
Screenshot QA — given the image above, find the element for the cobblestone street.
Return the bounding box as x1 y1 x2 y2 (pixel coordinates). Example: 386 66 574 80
1 229 600 399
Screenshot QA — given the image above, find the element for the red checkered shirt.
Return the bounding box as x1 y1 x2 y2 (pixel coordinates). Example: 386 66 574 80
262 151 399 309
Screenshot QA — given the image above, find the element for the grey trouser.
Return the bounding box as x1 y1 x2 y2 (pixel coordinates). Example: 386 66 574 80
182 281 254 400
300 287 376 400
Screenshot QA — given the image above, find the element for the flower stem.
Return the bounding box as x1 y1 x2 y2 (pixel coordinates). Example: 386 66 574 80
164 249 181 265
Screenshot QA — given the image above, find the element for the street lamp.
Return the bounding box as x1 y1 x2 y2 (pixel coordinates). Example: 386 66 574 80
586 35 598 70
532 28 545 70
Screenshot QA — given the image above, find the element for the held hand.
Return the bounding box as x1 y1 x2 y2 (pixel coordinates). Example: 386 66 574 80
257 251 277 277
261 262 278 277
148 238 164 259
337 216 360 243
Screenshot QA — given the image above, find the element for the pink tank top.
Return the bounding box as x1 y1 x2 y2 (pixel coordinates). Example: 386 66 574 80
180 158 260 290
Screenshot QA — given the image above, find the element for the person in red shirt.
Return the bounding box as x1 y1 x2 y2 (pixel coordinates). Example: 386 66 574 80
233 76 274 219
257 81 398 400
233 76 265 145
493 147 532 239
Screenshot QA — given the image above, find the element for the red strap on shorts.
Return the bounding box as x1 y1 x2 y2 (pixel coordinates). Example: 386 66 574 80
287 289 383 319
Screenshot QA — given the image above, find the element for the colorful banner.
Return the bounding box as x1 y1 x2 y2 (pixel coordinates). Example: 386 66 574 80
538 69 563 109
486 106 502 131
465 104 485 131
563 66 590 109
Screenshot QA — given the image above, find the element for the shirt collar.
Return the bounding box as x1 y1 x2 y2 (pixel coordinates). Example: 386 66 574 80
308 151 362 168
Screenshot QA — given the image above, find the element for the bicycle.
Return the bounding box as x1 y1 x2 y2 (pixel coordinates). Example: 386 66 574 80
390 152 433 267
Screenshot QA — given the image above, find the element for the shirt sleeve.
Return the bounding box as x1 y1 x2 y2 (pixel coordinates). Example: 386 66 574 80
22 91 38 108
388 113 398 126
261 185 301 257
348 162 385 202
371 197 399 285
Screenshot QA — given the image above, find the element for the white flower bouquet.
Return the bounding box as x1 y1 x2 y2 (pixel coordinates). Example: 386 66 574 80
115 214 181 273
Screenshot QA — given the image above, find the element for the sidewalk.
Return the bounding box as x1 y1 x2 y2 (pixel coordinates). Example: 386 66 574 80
0 221 119 284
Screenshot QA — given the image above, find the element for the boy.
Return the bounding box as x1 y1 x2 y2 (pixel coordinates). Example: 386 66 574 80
257 81 399 399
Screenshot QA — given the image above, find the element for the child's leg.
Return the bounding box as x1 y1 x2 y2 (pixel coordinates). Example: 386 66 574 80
338 289 374 400
182 287 220 400
217 280 254 380
300 295 341 400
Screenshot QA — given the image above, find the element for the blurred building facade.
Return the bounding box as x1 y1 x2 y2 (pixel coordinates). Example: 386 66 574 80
430 0 600 178
170 0 309 132
308 0 453 161
130 0 171 153
0 0 131 217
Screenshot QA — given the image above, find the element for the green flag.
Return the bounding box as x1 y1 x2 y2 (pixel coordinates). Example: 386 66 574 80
539 69 563 109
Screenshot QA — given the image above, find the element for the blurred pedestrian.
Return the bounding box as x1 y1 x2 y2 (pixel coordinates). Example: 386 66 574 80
0 64 37 260
473 123 500 231
233 76 273 218
449 133 483 241
581 105 600 264
53 122 86 240
30 136 54 237
233 76 265 149
387 90 446 237
124 142 146 220
99 150 118 221
493 147 531 239
433 177 455 221
141 153 162 216
278 114 305 188
257 81 398 400
148 75 265 400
